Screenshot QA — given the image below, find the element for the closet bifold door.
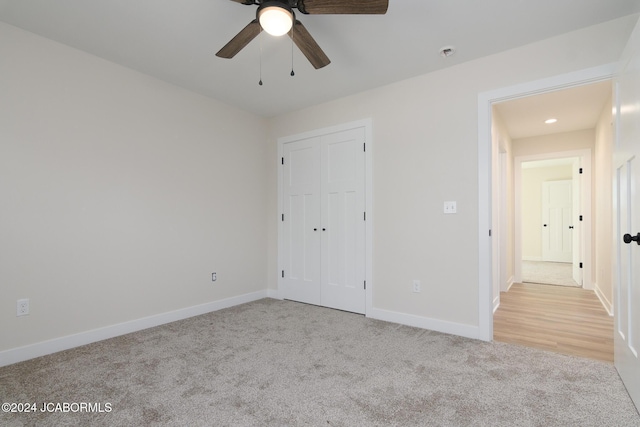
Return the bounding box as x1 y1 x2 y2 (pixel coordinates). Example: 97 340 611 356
320 128 366 314
282 137 322 306
282 127 366 314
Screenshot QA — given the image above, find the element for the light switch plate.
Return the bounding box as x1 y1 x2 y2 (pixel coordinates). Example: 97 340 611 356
444 201 457 214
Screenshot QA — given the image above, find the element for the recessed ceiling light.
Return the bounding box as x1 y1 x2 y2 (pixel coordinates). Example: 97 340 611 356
545 118 558 124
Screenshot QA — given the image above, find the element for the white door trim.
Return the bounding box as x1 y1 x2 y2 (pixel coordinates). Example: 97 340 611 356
277 119 373 313
477 63 616 341
514 151 591 287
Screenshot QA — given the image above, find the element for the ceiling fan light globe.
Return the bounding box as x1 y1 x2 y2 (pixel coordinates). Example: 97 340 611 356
259 6 293 36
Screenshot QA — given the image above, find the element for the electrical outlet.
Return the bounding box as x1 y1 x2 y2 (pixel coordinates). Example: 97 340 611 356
412 280 421 293
17 299 29 316
212 272 217 282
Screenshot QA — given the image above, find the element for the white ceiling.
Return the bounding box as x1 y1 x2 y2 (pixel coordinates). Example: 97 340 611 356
1 0 638 118
494 80 613 140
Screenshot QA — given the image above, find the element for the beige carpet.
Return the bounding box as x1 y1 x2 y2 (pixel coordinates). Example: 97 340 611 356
522 260 580 287
1 299 638 426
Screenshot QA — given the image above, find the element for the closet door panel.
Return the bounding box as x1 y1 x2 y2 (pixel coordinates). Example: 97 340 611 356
282 138 321 305
321 129 366 314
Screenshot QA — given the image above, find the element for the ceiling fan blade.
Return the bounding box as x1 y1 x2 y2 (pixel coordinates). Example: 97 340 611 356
289 20 330 69
216 20 261 59
300 0 388 14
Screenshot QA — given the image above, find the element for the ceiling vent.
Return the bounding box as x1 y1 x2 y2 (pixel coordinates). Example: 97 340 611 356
439 46 456 58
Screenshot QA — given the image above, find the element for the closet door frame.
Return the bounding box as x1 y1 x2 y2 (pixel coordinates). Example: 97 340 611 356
277 119 373 314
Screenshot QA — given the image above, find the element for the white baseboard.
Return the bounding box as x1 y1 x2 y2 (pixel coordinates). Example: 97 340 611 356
506 276 514 290
495 276 516 312
366 307 479 340
267 288 283 300
593 283 613 316
501 276 514 293
0 290 269 368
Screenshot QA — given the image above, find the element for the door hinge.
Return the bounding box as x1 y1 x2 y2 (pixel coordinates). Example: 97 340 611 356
281 157 284 165
489 229 492 237
282 213 284 222
579 167 583 174
282 270 285 278
364 212 366 221
363 142 366 152
364 280 366 290
579 262 583 269
579 215 583 221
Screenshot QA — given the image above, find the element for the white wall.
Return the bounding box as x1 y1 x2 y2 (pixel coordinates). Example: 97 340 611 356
491 108 514 298
0 23 269 355
521 165 573 260
267 15 637 333
512 129 596 158
594 96 614 313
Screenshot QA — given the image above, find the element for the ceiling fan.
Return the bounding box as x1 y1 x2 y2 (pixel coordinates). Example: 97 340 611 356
216 0 389 69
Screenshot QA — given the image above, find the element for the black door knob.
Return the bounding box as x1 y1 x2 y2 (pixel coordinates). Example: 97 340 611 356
623 233 640 245
543 224 547 227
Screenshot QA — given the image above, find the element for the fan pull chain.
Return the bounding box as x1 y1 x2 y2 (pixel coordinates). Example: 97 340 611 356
290 25 295 77
258 29 263 86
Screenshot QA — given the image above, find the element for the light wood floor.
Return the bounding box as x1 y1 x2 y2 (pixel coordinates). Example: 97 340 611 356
493 283 614 362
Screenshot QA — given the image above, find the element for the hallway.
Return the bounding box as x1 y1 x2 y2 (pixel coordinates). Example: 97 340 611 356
521 260 579 287
494 283 613 362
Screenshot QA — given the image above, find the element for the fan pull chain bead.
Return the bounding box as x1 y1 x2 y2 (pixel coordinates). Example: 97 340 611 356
290 24 295 77
258 28 264 86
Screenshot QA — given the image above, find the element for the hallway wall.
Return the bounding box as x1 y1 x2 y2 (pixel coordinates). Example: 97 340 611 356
491 108 515 298
594 96 614 313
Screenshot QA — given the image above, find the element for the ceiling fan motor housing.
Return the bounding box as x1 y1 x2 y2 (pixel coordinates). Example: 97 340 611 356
256 1 295 18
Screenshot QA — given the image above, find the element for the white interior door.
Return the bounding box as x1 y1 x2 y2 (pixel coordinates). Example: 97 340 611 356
282 138 321 305
282 127 366 314
321 129 366 313
613 18 640 412
572 160 582 285
542 180 573 263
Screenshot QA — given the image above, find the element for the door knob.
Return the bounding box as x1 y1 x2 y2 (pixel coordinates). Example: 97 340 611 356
623 233 640 245
543 224 547 227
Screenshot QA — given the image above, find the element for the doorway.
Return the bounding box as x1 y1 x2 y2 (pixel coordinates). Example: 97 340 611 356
516 154 588 289
489 81 613 361
477 65 616 342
